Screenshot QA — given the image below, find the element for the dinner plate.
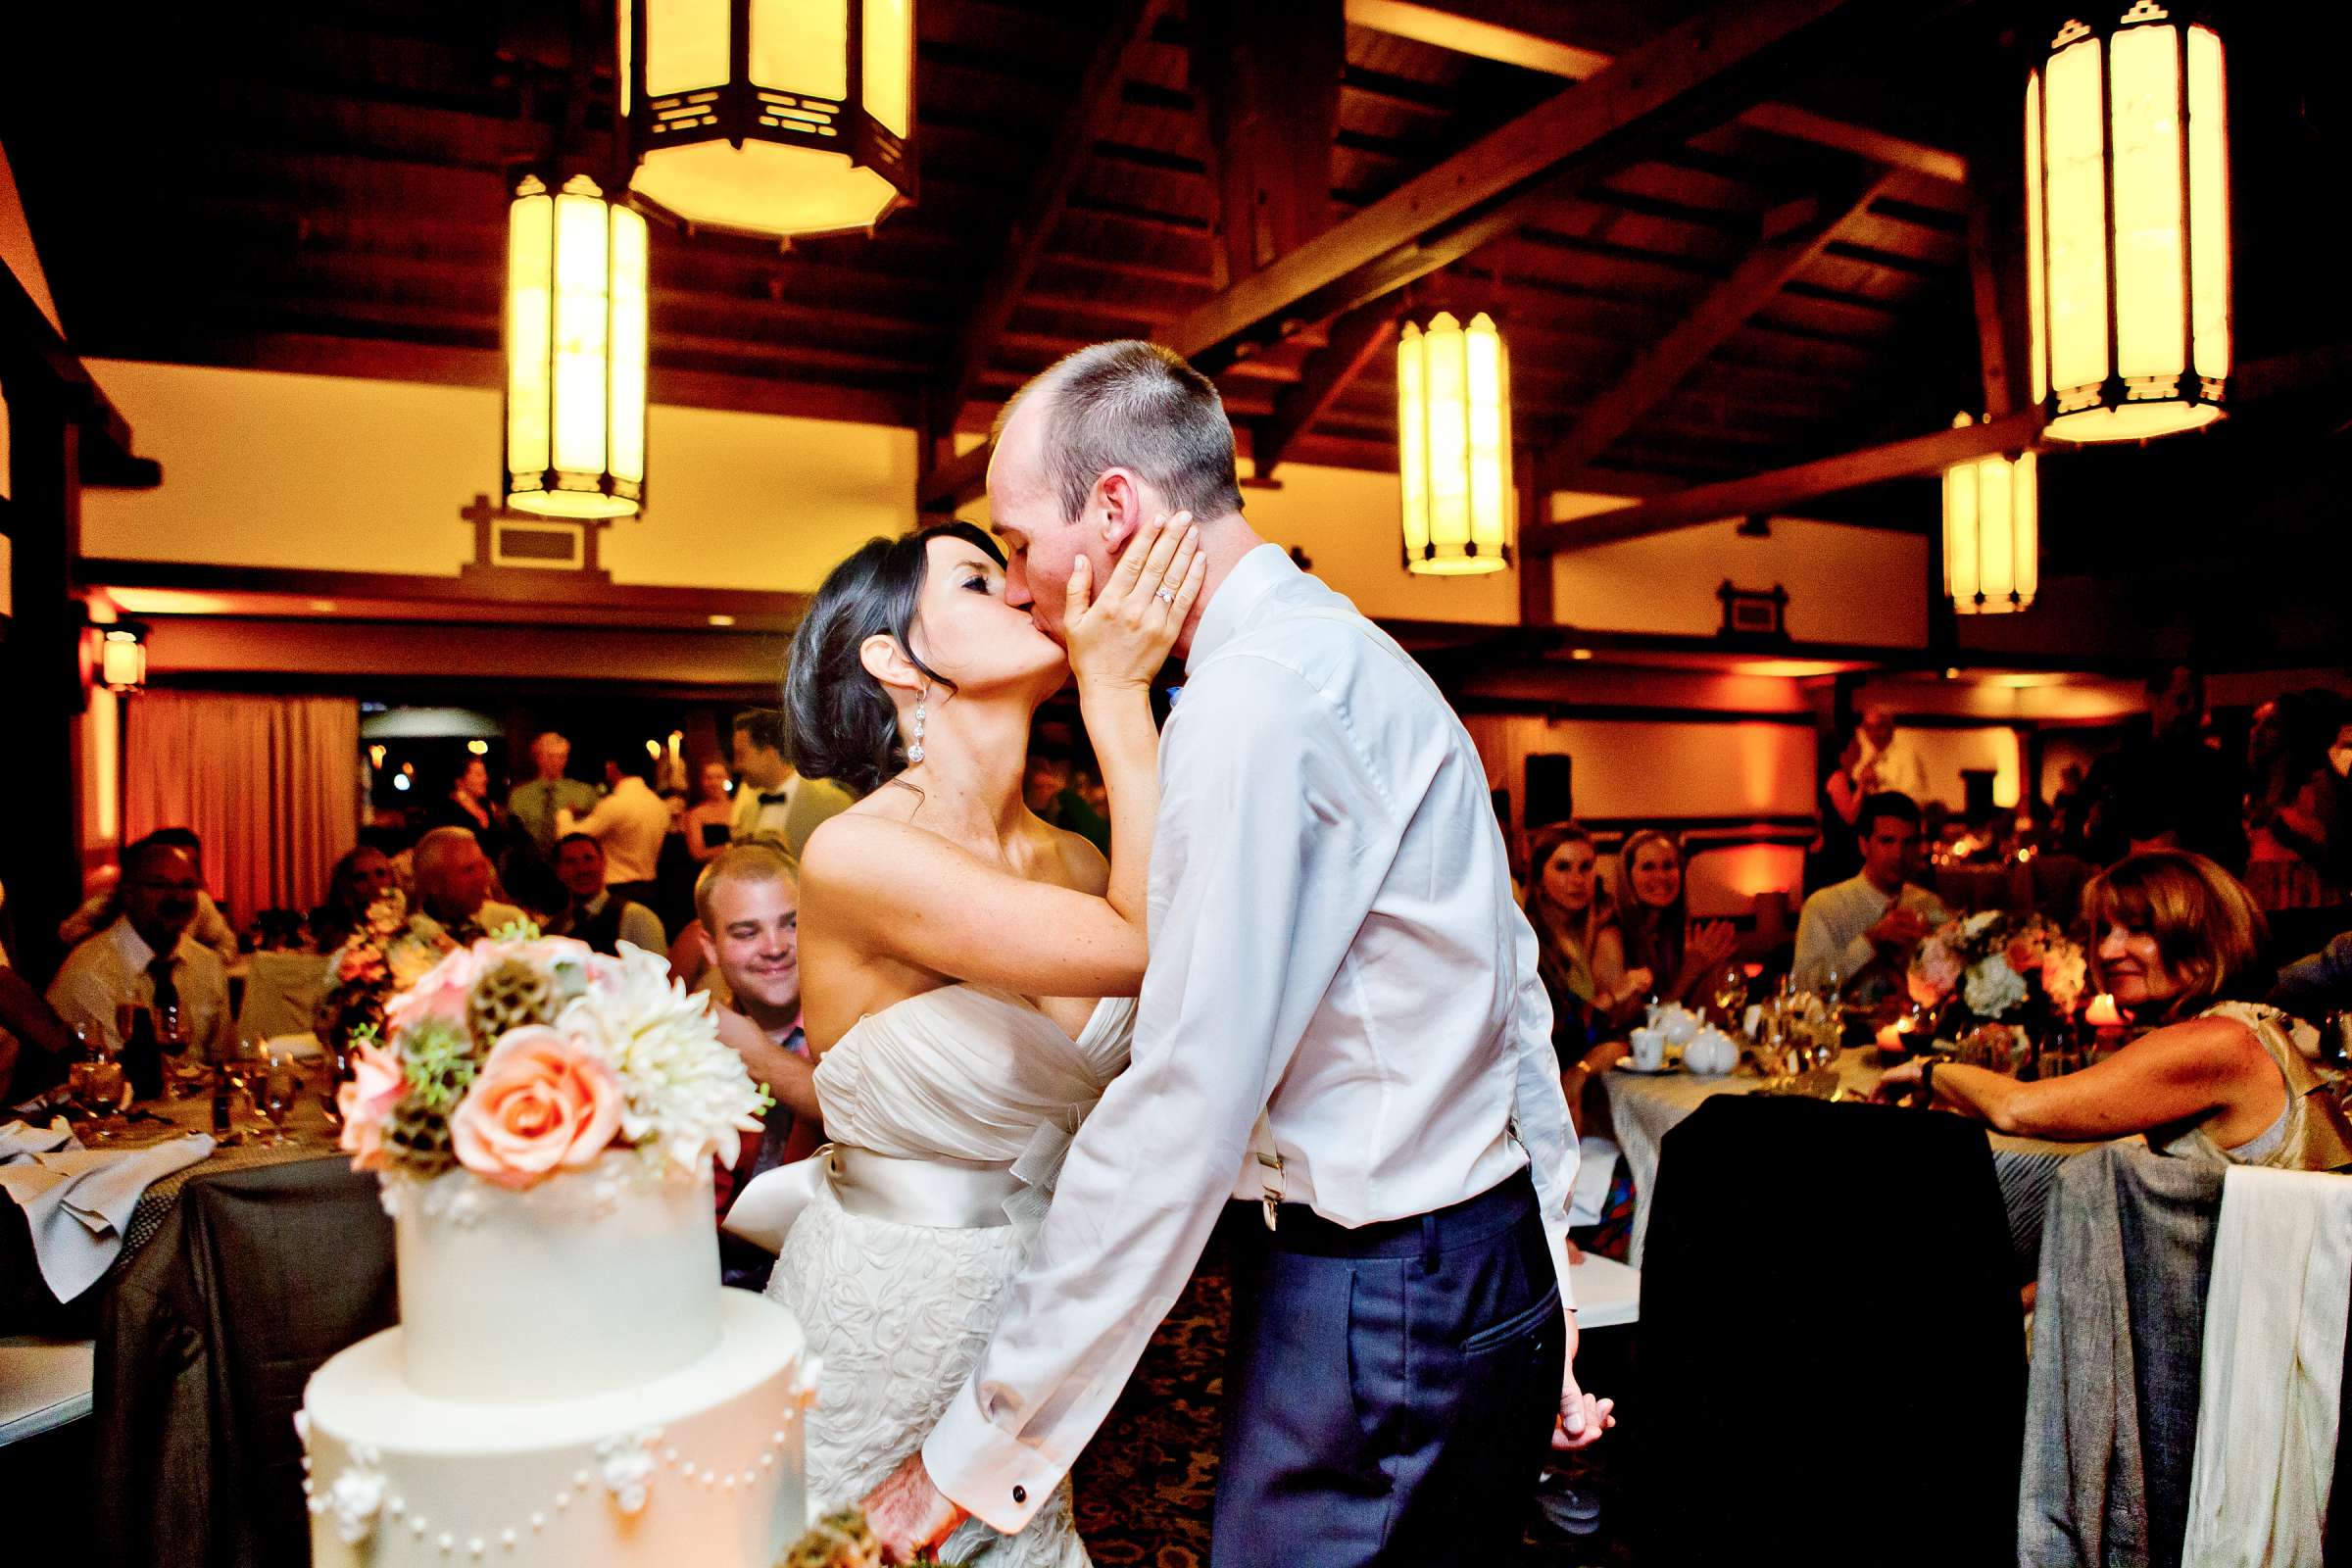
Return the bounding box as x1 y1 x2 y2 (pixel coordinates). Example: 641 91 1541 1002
1613 1059 1681 1075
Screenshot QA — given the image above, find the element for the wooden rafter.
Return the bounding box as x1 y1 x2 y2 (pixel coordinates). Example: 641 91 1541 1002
922 0 1173 460
1966 189 2019 416
1155 0 1890 370
1538 169 1899 483
1252 300 1400 479
1522 407 2045 555
1345 0 1968 185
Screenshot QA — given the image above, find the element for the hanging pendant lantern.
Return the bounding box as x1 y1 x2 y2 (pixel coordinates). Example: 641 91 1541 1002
617 0 916 241
2025 4 2230 443
1396 312 1512 576
505 173 649 519
1942 414 2038 614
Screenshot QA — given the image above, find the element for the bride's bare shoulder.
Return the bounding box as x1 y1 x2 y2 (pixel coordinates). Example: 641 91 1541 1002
1043 825 1109 896
801 804 963 895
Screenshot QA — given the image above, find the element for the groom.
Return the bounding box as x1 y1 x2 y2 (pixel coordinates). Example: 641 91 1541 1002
866 341 1611 1563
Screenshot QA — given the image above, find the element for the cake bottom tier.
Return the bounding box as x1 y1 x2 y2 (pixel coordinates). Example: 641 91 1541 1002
302 1290 813 1567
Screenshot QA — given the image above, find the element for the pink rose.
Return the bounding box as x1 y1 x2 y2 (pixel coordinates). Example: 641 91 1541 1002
1909 939 1963 1004
386 945 481 1036
449 1026 623 1190
2004 940 2042 974
338 1041 407 1172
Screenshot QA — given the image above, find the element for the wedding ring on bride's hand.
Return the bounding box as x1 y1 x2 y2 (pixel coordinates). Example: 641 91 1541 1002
1154 587 1177 604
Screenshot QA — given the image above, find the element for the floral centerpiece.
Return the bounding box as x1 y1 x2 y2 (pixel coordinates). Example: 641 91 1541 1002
1907 910 2088 1059
337 928 768 1189
313 891 455 1056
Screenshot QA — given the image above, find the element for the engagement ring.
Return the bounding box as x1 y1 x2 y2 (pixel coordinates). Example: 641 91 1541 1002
1155 587 1176 604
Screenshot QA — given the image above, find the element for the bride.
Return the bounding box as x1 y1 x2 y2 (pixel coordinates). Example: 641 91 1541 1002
760 512 1203 1564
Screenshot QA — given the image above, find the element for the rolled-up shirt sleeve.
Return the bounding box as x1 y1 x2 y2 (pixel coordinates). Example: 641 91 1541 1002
923 658 1390 1535
1504 905 1578 1311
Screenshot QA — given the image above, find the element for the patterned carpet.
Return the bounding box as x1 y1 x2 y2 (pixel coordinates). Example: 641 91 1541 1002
1069 1219 1635 1566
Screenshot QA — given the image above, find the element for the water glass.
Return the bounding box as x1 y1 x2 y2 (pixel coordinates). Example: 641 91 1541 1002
262 1054 301 1144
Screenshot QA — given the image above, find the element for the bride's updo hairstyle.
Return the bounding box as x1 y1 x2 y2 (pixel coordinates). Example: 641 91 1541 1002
784 521 1007 797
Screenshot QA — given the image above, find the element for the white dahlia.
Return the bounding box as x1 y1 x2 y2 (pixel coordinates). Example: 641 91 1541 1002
556 942 767 1174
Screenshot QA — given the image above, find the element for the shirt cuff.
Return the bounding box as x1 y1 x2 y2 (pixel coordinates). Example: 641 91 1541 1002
922 1389 1062 1536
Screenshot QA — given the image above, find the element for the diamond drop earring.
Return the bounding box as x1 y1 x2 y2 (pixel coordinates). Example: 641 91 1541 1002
906 690 928 764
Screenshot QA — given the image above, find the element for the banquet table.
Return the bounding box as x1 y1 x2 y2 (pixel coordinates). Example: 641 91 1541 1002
90 1079 391 1568
1603 1048 2097 1274
1 1064 344 1335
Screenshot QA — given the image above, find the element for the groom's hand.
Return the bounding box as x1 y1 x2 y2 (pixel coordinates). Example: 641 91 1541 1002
1552 1315 1617 1452
861 1451 967 1564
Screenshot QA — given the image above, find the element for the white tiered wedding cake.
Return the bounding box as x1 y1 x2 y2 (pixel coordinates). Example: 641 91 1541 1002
298 933 814 1566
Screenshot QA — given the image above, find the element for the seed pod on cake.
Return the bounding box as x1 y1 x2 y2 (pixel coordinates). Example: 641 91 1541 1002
467 958 558 1046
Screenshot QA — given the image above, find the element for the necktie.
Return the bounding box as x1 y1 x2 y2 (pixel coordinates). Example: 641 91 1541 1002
147 956 180 1036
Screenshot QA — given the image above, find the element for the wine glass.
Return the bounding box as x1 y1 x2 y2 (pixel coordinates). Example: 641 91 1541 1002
1711 965 1746 1023
261 1053 300 1145
157 1002 201 1098
67 1026 129 1141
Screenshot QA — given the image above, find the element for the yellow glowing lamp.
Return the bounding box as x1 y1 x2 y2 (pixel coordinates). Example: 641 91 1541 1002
505 174 648 519
618 0 915 241
100 625 148 692
1942 414 2039 614
2026 5 2230 442
1396 312 1513 575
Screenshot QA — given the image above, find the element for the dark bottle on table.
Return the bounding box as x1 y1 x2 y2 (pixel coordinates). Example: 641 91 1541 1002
122 1004 164 1102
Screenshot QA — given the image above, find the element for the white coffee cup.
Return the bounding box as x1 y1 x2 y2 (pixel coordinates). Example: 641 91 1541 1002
1629 1026 1668 1070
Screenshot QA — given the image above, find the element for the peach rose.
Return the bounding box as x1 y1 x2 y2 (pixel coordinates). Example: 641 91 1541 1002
449 1026 623 1189
338 1041 408 1172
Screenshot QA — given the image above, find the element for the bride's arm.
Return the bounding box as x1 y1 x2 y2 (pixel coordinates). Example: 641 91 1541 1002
804 516 1204 1000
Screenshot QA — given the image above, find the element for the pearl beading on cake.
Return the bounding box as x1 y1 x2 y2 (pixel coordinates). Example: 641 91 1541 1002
300 1355 821 1552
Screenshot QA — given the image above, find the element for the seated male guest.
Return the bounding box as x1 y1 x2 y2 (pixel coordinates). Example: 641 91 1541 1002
58 828 241 966
560 752 669 907
411 826 525 946
47 833 235 1061
547 833 666 956
1791 792 1948 1000
697 846 823 1287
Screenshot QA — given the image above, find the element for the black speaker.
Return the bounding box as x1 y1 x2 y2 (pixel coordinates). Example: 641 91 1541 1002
1525 754 1574 829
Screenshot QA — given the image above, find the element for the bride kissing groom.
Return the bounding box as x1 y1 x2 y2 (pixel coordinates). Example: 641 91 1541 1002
755 338 1612 1567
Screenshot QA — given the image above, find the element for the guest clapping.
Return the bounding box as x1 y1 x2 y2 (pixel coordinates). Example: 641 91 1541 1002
1524 822 1646 1059
1791 793 1947 1001
1880 850 2352 1171
1617 829 1739 1010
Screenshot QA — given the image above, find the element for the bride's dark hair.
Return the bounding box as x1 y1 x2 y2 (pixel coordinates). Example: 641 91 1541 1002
783 521 1007 797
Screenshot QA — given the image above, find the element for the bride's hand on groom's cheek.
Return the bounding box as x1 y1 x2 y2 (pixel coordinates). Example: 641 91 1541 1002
861 1451 967 1563
1063 510 1204 691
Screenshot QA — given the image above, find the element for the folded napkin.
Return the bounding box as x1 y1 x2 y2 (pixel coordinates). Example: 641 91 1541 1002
0 1118 75 1163
0 1134 216 1300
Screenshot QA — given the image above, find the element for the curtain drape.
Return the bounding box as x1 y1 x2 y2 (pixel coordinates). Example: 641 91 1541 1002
124 692 360 928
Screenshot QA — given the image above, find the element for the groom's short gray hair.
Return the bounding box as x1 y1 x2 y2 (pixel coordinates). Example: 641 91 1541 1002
996 340 1245 524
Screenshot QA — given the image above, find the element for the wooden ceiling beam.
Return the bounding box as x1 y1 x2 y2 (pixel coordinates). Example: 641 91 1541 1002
927 0 1175 445
1537 169 1898 483
1155 0 1892 370
1344 0 1968 186
1251 300 1401 479
1523 407 2045 555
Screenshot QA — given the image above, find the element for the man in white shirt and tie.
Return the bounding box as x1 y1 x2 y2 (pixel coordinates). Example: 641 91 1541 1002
731 710 856 865
559 751 670 907
47 834 235 1063
865 341 1611 1564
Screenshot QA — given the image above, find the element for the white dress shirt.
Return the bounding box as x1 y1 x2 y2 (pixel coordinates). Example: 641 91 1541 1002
46 915 235 1062
564 776 670 885
924 544 1578 1533
731 774 797 843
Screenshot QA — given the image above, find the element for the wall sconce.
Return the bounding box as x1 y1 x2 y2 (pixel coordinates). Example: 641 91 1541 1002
100 623 149 693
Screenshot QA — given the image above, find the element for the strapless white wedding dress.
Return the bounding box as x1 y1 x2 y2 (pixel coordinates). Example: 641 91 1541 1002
764 984 1135 1566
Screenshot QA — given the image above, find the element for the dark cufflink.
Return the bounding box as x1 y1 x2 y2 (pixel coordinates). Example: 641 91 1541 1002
1012 1486 1027 1505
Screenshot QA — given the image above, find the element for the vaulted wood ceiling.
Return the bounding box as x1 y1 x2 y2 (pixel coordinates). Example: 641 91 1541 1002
3 0 2345 555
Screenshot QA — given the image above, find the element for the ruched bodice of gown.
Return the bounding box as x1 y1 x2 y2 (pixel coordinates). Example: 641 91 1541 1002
767 985 1134 1567
812 985 1136 1165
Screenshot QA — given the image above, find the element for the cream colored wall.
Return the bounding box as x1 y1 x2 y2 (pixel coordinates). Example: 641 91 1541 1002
1903 727 2025 811
1461 711 1817 826
77 360 915 591
1546 500 1931 648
